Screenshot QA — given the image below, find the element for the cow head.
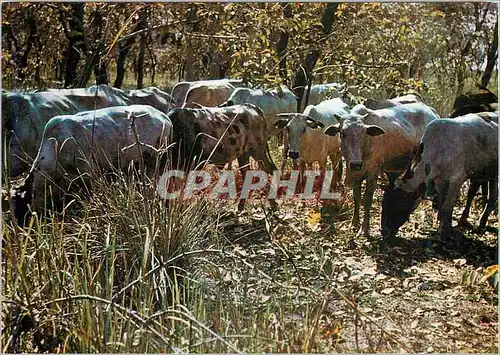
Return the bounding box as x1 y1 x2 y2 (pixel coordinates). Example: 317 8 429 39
226 88 251 105
381 183 425 237
274 113 324 159
323 112 385 171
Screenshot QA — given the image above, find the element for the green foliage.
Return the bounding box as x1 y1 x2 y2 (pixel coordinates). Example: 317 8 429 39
2 2 497 111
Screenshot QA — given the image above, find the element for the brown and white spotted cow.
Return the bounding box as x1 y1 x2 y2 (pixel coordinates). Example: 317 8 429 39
323 102 439 236
166 103 277 209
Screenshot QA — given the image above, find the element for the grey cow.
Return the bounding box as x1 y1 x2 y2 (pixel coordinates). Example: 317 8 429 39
2 85 174 176
381 112 498 240
17 105 172 218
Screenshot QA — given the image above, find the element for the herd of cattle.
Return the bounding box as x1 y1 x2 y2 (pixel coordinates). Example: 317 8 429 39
2 78 498 242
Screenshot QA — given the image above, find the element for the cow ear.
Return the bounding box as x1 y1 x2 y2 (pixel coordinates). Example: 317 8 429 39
333 113 343 123
365 125 385 136
304 115 324 129
324 123 341 136
274 118 289 129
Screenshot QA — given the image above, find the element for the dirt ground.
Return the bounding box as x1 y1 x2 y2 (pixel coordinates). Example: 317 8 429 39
204 181 498 352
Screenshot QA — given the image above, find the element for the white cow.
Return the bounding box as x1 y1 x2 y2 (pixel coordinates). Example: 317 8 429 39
124 87 175 113
20 105 172 214
274 98 349 187
2 85 174 176
300 83 347 109
182 81 236 108
171 79 246 107
363 94 422 110
224 86 298 138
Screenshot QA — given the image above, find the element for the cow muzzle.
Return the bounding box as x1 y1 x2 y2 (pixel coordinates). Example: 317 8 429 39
350 161 362 170
288 151 300 160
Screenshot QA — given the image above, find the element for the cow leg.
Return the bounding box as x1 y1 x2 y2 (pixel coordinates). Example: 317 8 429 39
458 180 481 229
334 154 344 188
280 130 289 172
237 154 251 211
479 177 497 229
317 158 329 193
437 181 461 241
297 160 306 193
253 150 278 210
480 181 488 199
327 155 337 190
386 172 399 189
351 179 362 229
360 176 377 236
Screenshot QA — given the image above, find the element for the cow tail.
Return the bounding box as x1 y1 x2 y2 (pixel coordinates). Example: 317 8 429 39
20 169 34 197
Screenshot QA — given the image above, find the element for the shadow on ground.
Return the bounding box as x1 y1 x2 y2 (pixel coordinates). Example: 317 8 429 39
363 228 498 277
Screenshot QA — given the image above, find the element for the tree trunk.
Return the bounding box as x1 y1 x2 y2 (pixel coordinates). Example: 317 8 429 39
92 10 108 85
292 3 337 112
64 3 86 88
276 3 292 84
77 8 109 87
481 18 498 89
113 17 144 88
183 5 198 81
9 6 38 82
147 33 157 85
136 7 147 89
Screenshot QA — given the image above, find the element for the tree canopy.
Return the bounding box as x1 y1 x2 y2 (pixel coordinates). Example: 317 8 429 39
2 2 498 114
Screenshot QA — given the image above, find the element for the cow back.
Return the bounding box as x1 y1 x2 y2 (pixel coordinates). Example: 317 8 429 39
167 105 267 167
38 104 172 174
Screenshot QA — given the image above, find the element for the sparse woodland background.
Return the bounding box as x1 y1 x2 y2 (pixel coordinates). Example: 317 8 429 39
2 2 498 114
